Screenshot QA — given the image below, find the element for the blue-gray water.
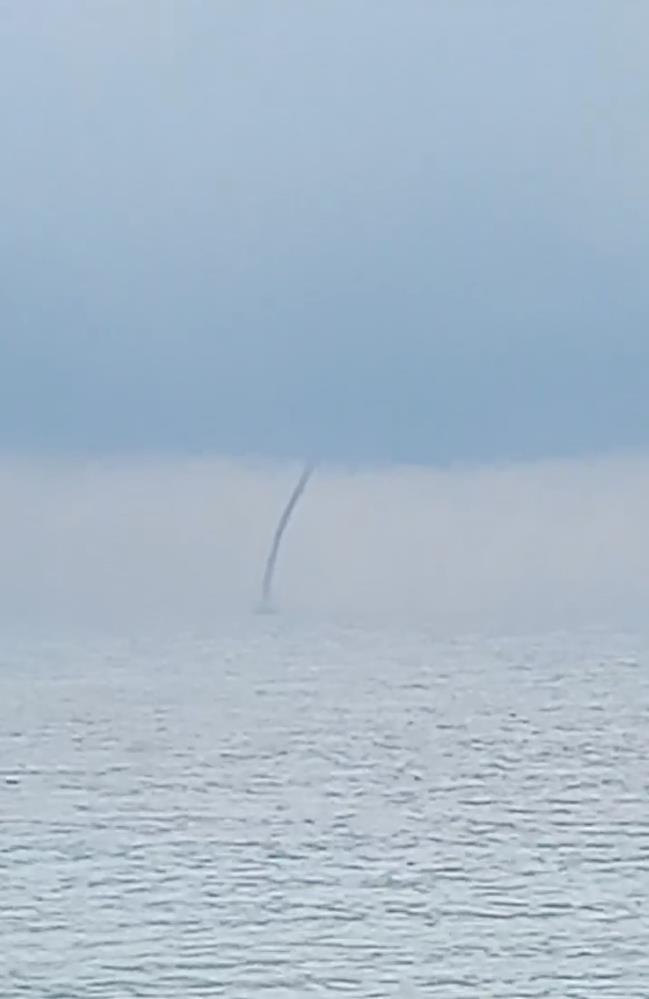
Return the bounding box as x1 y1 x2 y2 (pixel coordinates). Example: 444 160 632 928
1 622 648 996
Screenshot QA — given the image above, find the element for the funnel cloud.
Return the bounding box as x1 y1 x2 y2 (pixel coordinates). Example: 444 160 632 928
260 463 314 612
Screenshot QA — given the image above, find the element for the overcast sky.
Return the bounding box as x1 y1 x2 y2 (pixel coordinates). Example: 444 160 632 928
2 2 648 464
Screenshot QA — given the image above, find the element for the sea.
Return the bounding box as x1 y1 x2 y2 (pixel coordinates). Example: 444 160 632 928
1 619 648 997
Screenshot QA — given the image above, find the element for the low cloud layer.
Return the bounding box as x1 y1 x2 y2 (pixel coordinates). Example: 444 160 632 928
1 453 647 634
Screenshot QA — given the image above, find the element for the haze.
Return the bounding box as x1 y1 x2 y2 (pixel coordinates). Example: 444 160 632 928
1 454 648 633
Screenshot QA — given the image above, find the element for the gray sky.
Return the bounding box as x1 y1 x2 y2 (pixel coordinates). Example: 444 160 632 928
2 1 648 464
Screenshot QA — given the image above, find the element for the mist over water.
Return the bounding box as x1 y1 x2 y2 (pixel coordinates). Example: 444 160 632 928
1 452 648 632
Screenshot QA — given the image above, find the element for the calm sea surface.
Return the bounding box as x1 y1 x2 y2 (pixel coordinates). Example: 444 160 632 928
1 621 648 997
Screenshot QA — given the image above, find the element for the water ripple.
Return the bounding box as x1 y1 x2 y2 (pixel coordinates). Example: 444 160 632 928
1 625 649 996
